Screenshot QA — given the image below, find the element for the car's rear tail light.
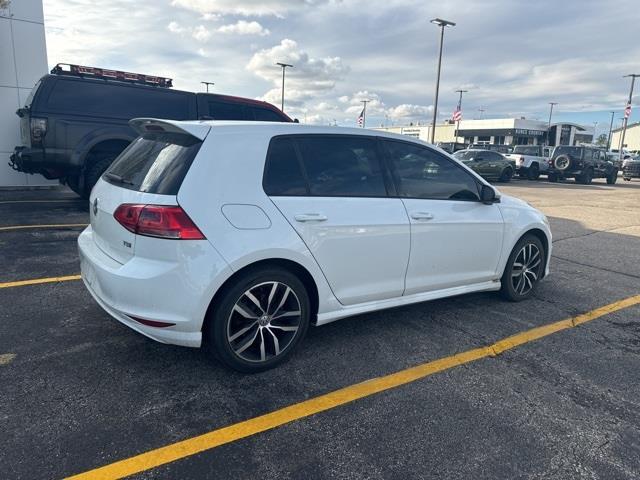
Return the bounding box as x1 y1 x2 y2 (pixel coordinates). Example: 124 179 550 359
30 117 48 144
114 204 205 240
520 156 525 162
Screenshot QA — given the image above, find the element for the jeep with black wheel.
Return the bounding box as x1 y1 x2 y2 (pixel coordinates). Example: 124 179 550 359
10 63 292 198
546 145 618 185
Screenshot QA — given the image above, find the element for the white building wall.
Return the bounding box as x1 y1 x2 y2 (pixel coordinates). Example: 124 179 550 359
0 0 53 187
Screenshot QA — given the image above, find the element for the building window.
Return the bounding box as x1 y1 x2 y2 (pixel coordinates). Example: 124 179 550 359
494 136 505 144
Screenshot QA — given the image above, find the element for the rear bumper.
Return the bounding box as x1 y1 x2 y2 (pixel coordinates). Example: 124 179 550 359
78 225 233 348
10 146 45 173
10 146 76 179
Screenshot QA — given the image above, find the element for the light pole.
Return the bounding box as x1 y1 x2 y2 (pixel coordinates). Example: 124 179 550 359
454 89 467 142
547 102 558 145
200 81 215 93
607 111 615 150
593 122 598 145
429 18 455 144
618 74 639 162
477 107 485 119
276 62 293 113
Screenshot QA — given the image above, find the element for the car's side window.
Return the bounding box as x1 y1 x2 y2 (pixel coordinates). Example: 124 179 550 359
383 140 480 201
263 137 308 196
207 101 247 120
296 136 387 197
250 107 285 122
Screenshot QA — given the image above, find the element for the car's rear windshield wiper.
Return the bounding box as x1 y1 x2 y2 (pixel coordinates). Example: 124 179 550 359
104 172 134 185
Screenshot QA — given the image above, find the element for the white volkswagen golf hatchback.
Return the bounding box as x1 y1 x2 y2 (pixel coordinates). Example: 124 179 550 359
78 119 551 372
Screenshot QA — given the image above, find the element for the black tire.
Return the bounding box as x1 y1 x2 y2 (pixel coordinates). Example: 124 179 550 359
623 177 631 181
65 175 83 196
205 267 310 373
527 163 540 180
606 169 618 185
499 167 513 183
500 234 545 302
577 168 593 185
82 155 117 198
548 173 559 183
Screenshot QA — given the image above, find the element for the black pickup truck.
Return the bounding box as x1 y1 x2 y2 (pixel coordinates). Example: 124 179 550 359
10 64 292 197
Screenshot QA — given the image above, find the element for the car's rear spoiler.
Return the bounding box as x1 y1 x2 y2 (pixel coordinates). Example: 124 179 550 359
129 118 210 141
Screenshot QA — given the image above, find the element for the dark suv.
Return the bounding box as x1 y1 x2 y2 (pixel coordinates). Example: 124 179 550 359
10 64 292 197
547 146 618 185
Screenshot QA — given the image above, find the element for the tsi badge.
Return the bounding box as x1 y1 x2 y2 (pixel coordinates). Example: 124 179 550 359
92 198 99 216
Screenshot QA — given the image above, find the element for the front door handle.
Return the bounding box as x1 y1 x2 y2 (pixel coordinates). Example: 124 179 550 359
410 212 434 220
295 213 328 222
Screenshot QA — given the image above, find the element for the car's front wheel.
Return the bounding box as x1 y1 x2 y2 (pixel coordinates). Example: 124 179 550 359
606 169 618 185
206 267 310 372
499 167 513 182
500 234 545 302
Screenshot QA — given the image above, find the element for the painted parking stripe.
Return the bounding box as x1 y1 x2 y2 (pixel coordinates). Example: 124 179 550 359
64 293 640 480
0 223 88 232
0 275 81 289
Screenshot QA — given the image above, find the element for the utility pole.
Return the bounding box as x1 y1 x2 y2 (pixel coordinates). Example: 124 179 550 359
547 102 558 145
607 111 615 150
200 81 215 93
360 99 369 128
618 74 639 162
477 107 485 119
276 62 293 113
454 89 467 142
593 122 598 145
429 18 455 144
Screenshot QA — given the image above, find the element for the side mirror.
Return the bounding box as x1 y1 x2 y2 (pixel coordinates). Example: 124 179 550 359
480 184 499 204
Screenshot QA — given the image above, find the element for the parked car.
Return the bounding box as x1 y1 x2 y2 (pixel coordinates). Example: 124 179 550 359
453 149 515 182
78 120 551 372
505 145 551 180
547 146 618 185
10 63 291 198
436 141 467 153
622 157 640 181
469 144 513 154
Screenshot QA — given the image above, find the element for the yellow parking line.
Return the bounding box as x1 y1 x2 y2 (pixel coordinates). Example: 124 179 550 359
64 293 640 480
0 275 81 289
0 223 88 232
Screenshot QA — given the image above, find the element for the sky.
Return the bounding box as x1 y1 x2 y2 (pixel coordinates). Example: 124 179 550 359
43 0 640 136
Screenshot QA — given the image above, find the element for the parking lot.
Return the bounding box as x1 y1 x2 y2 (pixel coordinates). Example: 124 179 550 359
1 178 640 480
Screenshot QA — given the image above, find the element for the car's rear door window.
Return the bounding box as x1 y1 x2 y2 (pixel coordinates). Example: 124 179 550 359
250 107 286 122
296 136 387 197
263 137 308 195
103 132 201 195
207 101 248 120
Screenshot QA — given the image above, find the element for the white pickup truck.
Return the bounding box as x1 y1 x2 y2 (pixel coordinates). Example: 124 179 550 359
505 145 551 180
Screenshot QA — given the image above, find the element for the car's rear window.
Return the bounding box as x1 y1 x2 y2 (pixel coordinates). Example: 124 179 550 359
103 132 201 195
512 146 540 156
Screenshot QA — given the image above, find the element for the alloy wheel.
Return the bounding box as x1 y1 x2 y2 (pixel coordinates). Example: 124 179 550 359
226 281 302 363
510 243 542 296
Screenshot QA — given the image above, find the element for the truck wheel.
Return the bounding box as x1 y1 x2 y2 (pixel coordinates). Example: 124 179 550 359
82 155 117 198
577 168 593 185
65 175 83 196
606 169 618 185
527 163 540 180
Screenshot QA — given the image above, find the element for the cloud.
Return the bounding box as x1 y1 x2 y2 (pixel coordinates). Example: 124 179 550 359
387 104 433 121
191 25 212 42
171 0 329 17
167 21 184 34
218 20 270 36
247 39 349 106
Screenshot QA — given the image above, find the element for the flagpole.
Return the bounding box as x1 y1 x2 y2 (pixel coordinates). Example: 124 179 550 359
455 89 467 142
361 100 369 128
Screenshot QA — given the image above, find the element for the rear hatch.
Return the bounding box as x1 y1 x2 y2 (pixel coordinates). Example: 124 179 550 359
89 119 210 264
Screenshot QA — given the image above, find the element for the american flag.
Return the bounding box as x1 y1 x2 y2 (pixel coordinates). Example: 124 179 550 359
452 106 462 122
624 102 632 119
357 108 365 127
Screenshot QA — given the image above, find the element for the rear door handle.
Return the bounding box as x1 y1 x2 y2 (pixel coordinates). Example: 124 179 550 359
294 213 328 222
410 212 434 220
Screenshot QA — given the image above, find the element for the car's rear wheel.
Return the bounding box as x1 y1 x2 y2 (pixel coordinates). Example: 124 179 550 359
500 234 545 302
83 155 117 198
606 169 618 185
206 267 310 372
527 163 540 180
499 167 513 182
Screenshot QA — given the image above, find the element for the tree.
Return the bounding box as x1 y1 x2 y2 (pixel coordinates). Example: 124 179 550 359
596 133 608 146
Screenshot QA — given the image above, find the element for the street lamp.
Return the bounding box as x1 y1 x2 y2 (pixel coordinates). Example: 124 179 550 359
276 62 293 113
618 74 639 162
607 111 615 151
547 102 558 145
200 81 215 93
429 18 455 144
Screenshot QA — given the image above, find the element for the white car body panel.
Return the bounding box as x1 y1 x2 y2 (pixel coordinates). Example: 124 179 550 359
78 120 552 348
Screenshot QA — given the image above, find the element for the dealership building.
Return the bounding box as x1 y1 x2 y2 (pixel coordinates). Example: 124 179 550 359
610 121 640 152
374 118 594 147
0 0 53 187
